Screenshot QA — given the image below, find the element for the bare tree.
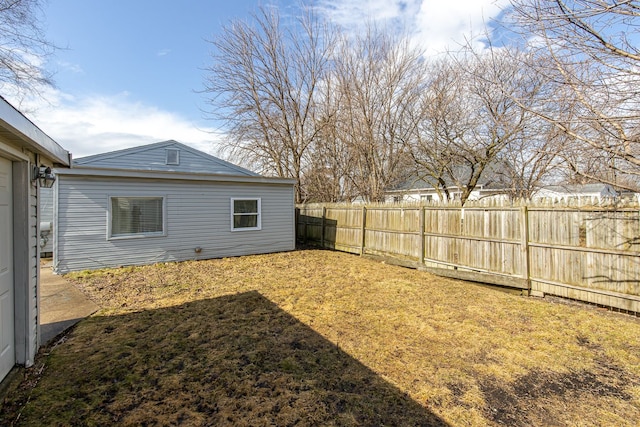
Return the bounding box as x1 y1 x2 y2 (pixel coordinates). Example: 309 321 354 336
407 57 470 202
331 25 424 202
203 5 336 202
0 0 54 100
494 116 566 199
409 47 547 205
488 48 570 199
508 0 640 191
301 75 356 202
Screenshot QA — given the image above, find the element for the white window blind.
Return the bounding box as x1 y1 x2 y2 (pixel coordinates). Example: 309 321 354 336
111 197 164 237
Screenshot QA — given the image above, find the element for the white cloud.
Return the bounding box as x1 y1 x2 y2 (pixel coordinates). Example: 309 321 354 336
413 0 508 54
57 60 84 74
317 0 509 54
16 89 222 158
317 0 421 27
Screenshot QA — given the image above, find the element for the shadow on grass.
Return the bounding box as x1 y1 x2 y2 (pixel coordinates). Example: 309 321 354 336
11 291 448 426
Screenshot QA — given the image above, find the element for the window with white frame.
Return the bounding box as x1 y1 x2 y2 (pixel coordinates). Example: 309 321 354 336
231 198 261 231
109 196 165 238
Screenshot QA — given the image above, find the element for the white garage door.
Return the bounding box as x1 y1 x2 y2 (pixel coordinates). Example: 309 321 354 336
0 157 14 380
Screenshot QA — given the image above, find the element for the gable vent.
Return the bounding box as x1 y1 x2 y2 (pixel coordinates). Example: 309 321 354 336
166 148 180 165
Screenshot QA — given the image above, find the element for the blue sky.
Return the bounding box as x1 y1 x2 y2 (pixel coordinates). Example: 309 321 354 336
16 0 507 158
43 1 255 122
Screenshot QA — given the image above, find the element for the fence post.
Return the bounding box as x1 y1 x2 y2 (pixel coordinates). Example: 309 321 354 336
360 206 367 255
303 210 308 245
420 206 425 265
520 206 531 294
295 207 299 245
321 206 326 248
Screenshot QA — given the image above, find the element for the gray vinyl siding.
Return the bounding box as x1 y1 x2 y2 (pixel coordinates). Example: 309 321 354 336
0 97 70 380
54 175 295 273
39 187 54 254
5 151 40 369
74 141 258 176
28 170 39 356
12 155 40 367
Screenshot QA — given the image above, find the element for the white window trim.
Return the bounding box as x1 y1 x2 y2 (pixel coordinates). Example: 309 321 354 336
107 195 167 240
230 197 261 231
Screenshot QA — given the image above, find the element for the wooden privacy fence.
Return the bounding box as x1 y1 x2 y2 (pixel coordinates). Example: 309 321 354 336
296 202 640 313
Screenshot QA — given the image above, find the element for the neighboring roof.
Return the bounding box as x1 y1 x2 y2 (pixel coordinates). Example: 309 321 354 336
0 96 71 165
390 163 509 193
73 140 259 176
391 176 449 192
537 183 617 195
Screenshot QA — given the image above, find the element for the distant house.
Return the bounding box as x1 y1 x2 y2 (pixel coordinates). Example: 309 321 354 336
532 183 618 202
0 96 71 382
385 167 510 204
51 140 296 273
618 189 640 202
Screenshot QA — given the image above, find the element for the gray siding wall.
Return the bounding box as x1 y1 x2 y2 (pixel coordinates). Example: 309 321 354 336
75 144 255 175
39 187 54 254
5 152 40 368
0 99 70 378
28 168 39 356
54 175 295 273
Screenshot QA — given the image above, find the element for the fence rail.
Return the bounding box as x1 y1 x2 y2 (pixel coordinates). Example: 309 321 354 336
296 201 640 313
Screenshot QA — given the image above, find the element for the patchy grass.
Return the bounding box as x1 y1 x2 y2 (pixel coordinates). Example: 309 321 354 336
2 249 640 426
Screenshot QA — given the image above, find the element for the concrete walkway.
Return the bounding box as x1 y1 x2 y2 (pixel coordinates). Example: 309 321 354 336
40 262 100 345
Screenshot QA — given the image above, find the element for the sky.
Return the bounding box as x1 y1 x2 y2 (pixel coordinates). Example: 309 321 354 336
13 0 508 159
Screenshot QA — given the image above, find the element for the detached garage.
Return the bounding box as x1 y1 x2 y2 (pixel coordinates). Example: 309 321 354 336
52 141 296 273
0 96 71 382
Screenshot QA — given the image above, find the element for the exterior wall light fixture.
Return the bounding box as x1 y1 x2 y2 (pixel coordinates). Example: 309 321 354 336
32 165 56 188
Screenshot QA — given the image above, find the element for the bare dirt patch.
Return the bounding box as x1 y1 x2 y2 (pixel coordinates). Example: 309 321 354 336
2 249 639 426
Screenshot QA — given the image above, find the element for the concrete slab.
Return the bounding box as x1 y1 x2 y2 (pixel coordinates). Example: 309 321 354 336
40 261 99 345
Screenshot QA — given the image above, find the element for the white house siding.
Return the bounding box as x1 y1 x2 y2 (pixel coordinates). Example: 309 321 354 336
385 189 483 204
54 175 295 273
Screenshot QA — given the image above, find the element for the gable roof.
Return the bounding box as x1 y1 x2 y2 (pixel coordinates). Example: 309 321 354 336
390 162 509 193
537 183 617 196
72 140 259 176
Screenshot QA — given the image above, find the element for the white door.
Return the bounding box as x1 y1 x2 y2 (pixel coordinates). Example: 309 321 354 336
0 157 14 380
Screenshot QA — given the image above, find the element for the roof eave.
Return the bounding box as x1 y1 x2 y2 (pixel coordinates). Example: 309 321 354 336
0 97 71 166
55 165 296 185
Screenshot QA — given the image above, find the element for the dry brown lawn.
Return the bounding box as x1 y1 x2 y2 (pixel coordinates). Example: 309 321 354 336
1 249 639 426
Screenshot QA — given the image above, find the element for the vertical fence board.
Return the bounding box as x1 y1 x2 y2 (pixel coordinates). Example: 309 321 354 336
297 201 640 313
